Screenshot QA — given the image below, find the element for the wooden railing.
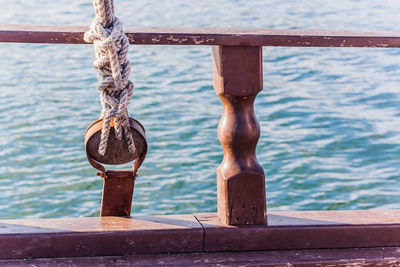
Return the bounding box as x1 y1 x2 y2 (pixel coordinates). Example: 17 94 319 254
2 25 400 226
2 25 400 47
3 25 400 264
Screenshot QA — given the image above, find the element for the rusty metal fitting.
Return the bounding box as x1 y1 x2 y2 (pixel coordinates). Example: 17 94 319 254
85 117 148 177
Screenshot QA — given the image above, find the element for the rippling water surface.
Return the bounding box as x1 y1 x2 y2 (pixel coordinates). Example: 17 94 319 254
1 1 400 219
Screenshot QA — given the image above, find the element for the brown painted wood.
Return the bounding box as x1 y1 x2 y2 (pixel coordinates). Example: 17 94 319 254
0 215 203 259
213 46 263 96
213 46 266 225
0 25 86 44
0 211 400 259
2 247 400 266
266 210 400 225
2 24 400 47
101 171 135 216
196 211 400 252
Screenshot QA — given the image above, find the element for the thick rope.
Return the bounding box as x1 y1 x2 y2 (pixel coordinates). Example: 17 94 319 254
84 0 135 156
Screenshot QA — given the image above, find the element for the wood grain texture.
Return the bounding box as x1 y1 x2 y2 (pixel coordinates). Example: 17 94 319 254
2 247 400 266
196 212 400 252
1 211 400 259
2 24 400 47
101 171 135 217
213 46 266 225
0 215 203 259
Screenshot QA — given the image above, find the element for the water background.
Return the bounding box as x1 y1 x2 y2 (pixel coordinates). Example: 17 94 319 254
1 0 400 219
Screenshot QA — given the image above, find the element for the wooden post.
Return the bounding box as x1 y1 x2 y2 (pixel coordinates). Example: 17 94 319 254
212 45 266 225
100 170 135 216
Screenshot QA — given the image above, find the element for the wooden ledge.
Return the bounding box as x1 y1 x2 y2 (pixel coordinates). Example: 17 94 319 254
1 210 400 259
0 215 203 259
197 211 400 252
2 24 400 47
2 247 400 266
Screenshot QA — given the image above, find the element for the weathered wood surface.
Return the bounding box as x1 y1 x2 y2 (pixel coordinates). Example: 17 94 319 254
196 211 400 252
100 171 135 217
1 211 400 259
2 247 400 266
2 24 400 47
0 215 203 259
213 45 266 225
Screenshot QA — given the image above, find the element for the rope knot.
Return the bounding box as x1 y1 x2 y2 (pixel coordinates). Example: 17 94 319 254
85 0 135 156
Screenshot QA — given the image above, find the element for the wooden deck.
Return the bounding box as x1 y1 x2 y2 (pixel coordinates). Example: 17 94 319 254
1 210 400 265
2 248 400 266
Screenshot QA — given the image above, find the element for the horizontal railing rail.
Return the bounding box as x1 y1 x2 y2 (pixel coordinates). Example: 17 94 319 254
1 24 400 47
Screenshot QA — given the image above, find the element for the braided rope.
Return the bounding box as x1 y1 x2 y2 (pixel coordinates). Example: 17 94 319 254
84 0 135 156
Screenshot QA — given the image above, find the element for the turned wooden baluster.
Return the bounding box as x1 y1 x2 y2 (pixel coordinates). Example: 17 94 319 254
212 45 266 225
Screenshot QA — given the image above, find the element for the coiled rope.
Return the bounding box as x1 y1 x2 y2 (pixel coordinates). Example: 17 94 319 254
84 0 135 156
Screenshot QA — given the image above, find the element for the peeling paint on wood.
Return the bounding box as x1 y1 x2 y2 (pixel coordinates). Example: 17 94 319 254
2 24 400 47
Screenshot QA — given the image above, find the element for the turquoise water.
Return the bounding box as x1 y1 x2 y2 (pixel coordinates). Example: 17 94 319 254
1 1 400 219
